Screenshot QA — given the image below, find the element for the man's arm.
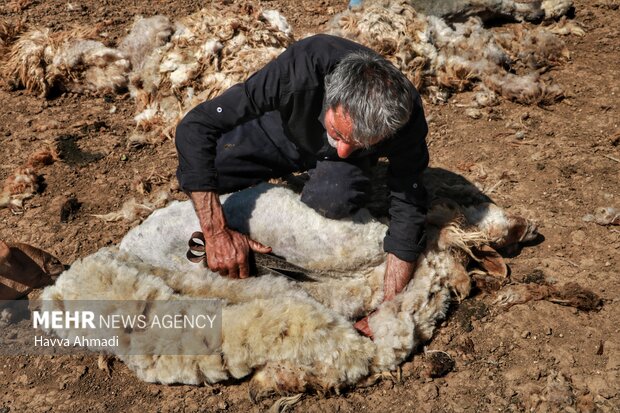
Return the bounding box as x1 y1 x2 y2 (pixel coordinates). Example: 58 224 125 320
176 59 284 278
189 191 271 278
354 253 416 338
383 252 417 301
175 58 283 192
354 95 429 338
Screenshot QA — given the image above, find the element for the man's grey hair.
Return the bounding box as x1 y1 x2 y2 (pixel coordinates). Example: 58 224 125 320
324 51 414 147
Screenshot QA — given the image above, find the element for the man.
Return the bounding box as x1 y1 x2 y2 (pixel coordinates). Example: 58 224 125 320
175 34 429 336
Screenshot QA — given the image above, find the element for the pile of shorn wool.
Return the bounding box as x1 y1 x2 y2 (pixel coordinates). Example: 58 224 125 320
0 5 294 144
0 1 577 144
1 23 129 97
123 5 293 145
328 0 572 106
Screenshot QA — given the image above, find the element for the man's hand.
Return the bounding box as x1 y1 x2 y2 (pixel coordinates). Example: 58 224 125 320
203 228 271 278
354 253 416 338
353 314 374 340
383 253 416 301
189 191 271 278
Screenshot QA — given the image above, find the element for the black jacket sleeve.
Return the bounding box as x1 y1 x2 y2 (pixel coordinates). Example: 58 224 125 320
175 58 283 191
382 96 429 262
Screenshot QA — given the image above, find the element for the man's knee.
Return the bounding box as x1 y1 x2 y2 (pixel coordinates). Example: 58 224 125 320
300 160 371 219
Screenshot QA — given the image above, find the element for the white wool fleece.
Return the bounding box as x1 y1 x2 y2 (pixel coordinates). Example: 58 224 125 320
44 183 536 392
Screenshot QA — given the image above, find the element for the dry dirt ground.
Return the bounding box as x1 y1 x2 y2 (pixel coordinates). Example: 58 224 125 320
0 0 619 412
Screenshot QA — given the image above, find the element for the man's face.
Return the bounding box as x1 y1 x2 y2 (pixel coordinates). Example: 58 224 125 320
324 105 361 159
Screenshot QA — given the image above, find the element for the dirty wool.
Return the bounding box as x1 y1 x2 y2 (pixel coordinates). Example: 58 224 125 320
42 180 539 396
0 1 577 146
0 148 58 213
328 0 574 106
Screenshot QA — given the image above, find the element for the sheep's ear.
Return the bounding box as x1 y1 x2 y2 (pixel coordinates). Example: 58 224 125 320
473 245 507 278
510 220 529 244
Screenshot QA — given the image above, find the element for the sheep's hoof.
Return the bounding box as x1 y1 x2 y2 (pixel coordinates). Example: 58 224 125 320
267 394 303 413
97 353 114 377
249 364 302 402
249 363 326 402
357 368 401 388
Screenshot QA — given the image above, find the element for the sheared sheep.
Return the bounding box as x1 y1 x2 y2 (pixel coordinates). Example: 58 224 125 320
42 177 542 396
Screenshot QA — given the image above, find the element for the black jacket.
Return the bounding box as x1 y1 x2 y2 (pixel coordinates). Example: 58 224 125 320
176 34 429 262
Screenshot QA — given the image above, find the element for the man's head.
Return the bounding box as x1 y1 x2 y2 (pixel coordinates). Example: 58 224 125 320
324 51 415 158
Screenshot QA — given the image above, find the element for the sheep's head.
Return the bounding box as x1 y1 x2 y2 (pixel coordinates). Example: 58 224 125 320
495 213 538 249
465 203 538 250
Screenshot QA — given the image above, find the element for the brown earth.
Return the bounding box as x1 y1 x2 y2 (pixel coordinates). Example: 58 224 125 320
0 0 619 412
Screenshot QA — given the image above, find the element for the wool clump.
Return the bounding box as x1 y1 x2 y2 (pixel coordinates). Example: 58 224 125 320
327 0 573 106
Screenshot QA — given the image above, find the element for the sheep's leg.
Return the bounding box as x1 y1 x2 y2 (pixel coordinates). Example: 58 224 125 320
248 361 339 401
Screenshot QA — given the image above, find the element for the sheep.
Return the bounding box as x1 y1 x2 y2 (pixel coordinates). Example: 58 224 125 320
41 175 544 396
